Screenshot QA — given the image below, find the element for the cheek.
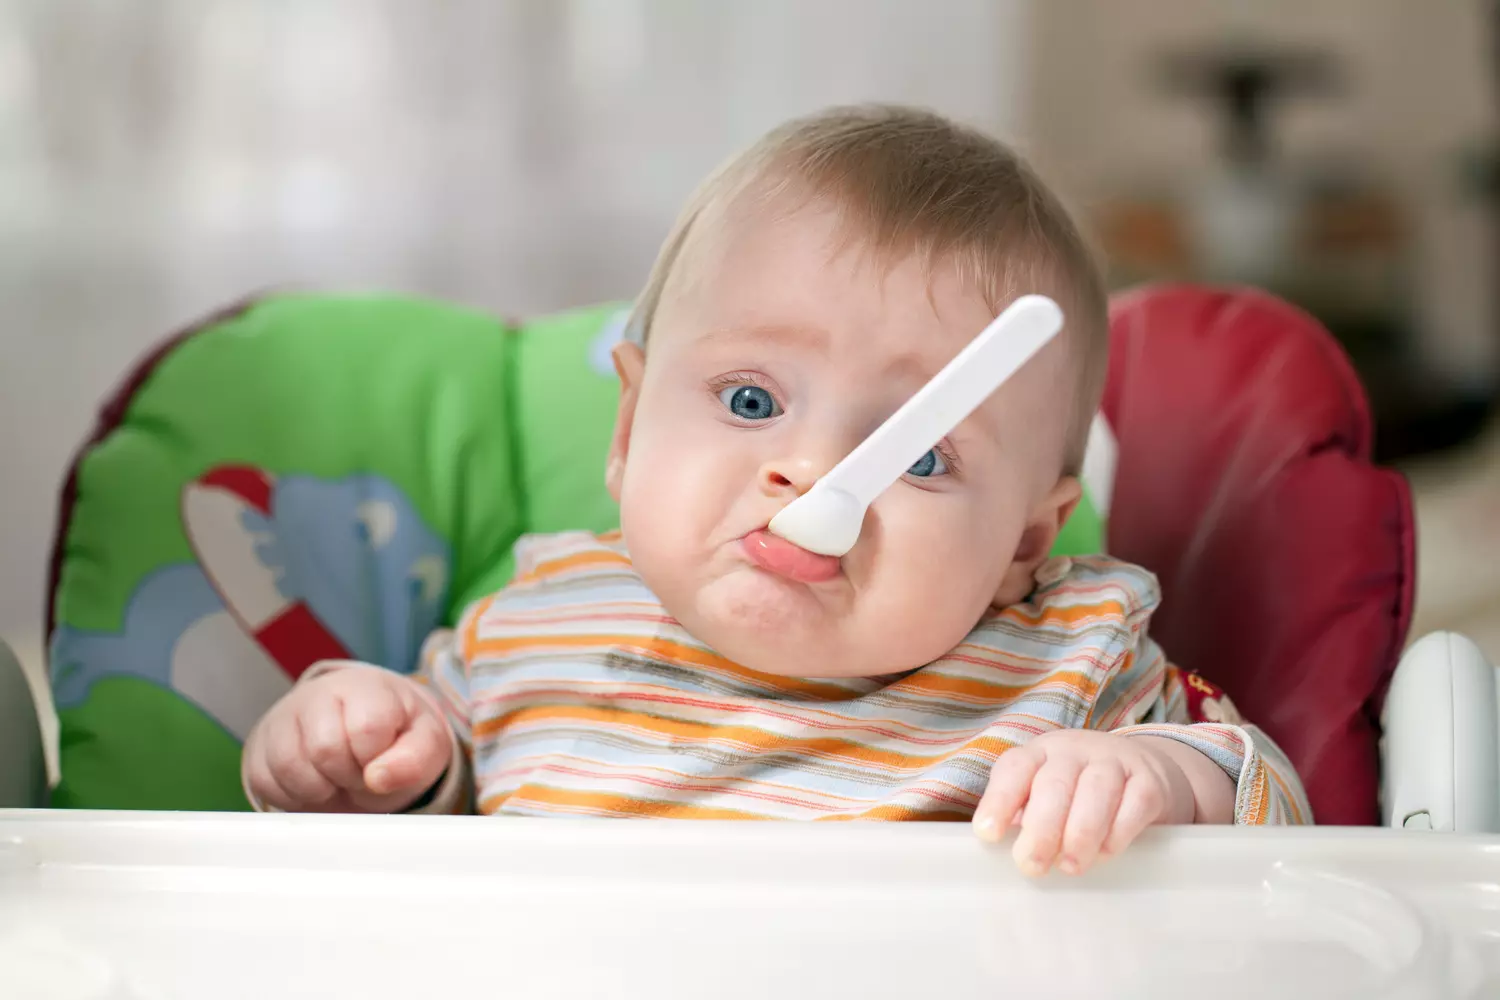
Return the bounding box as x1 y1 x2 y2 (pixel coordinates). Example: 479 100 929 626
846 496 1011 665
868 491 1021 594
617 390 758 537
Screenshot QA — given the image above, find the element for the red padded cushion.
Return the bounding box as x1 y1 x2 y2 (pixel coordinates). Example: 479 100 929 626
1103 286 1415 825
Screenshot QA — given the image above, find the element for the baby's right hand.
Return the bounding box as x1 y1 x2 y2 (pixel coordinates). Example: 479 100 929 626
242 665 453 813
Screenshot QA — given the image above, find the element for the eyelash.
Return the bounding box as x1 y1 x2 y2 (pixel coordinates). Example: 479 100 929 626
706 371 781 410
917 440 963 479
705 372 963 476
708 371 775 391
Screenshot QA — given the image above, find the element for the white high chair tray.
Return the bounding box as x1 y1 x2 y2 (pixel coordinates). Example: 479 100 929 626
0 812 1497 1000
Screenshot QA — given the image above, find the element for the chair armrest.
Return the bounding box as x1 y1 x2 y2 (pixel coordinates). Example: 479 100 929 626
1381 631 1498 832
0 639 47 808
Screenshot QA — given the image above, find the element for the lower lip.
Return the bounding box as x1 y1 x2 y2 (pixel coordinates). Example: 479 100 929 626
741 529 842 583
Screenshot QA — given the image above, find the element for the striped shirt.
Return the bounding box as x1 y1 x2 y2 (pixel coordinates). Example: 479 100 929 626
401 531 1309 824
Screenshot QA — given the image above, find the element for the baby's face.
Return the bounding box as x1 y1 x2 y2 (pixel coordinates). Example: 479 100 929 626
608 198 1079 678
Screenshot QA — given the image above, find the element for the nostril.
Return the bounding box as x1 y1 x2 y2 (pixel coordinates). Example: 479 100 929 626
767 471 793 488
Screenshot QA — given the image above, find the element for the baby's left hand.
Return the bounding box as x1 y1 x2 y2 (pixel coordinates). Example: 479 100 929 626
972 730 1196 877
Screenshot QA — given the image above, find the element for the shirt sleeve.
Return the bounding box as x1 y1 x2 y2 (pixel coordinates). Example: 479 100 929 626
1086 633 1313 826
401 598 493 816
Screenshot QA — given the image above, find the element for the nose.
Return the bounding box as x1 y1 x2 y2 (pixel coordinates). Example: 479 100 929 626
757 454 831 499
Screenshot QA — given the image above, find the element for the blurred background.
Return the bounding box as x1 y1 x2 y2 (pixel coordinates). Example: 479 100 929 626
1 0 1497 691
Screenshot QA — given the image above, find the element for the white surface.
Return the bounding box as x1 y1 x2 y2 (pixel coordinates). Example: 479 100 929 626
769 295 1063 556
1383 631 1500 833
0 813 1498 999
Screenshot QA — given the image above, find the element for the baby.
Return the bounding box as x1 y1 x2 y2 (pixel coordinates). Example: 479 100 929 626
244 105 1310 875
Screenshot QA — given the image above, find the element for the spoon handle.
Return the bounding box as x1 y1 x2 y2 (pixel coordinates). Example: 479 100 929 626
820 294 1064 506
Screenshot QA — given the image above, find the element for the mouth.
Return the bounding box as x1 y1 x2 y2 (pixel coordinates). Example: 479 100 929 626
740 529 843 584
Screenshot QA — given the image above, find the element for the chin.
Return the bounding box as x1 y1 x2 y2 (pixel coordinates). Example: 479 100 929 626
676 568 835 670
700 565 825 631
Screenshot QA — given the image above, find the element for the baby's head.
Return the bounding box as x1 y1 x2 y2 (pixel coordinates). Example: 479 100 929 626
606 104 1107 678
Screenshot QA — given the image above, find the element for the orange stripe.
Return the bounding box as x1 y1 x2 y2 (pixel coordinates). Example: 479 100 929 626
821 804 974 822
458 594 498 664
1242 769 1269 825
506 754 989 812
477 705 922 769
480 677 997 742
623 634 857 700
482 685 992 746
468 633 854 701
998 599 1131 629
1265 764 1301 824
507 762 850 813
512 753 876 804
482 786 976 822
521 548 633 581
941 649 1055 674
480 785 769 819
893 667 1102 705
476 705 1015 772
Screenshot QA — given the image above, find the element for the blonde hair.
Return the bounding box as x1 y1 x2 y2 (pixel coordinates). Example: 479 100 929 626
630 104 1108 475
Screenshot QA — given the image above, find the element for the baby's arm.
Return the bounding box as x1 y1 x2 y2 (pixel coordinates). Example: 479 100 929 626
241 619 478 814
972 634 1310 875
1106 659 1311 827
1120 734 1235 823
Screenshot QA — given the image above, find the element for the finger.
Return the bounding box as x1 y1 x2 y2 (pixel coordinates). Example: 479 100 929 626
300 700 365 790
263 715 338 808
1013 755 1085 877
261 716 337 809
339 680 407 769
1058 759 1126 875
244 735 300 812
1101 772 1169 857
973 746 1044 842
363 709 450 797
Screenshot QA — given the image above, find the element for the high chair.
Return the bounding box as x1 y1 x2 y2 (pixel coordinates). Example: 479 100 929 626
1102 285 1496 830
0 284 1493 831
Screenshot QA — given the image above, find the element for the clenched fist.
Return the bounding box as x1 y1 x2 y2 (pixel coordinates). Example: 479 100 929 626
242 664 453 813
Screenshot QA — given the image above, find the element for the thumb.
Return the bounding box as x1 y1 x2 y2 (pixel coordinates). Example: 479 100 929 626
362 706 451 797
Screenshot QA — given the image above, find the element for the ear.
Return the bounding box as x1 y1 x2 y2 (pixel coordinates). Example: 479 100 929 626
992 476 1083 608
605 341 646 502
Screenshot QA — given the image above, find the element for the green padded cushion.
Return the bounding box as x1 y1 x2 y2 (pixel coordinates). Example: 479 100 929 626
47 293 1108 811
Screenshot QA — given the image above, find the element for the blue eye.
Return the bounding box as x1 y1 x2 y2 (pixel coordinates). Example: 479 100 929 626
907 448 949 478
719 384 782 420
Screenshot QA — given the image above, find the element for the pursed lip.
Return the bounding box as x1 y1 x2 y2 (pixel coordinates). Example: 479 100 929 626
738 527 843 584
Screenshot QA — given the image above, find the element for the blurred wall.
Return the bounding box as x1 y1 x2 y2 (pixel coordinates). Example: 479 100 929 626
0 0 1034 648
4 0 1496 667
1026 0 1496 389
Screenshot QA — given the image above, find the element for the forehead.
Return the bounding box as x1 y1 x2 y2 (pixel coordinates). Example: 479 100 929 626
655 196 1072 462
658 193 998 371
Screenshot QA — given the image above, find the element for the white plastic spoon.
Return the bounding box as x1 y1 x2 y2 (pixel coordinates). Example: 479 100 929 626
767 294 1064 557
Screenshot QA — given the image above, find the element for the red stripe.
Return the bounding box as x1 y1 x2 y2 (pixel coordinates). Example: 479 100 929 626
199 465 274 515
255 604 351 680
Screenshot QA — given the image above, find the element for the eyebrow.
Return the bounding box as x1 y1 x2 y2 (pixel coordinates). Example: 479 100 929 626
697 323 831 353
880 349 934 382
697 323 945 385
